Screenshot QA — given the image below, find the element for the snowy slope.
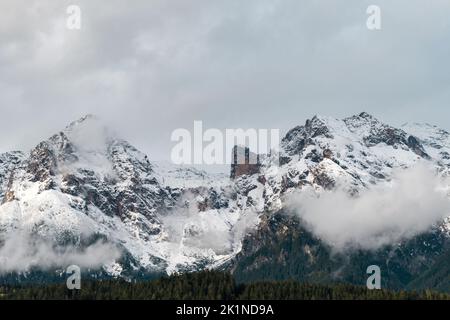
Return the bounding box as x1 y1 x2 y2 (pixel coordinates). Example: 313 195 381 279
0 115 260 275
401 122 450 171
255 112 437 211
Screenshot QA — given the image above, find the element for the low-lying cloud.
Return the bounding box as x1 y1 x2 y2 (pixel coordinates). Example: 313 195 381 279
286 164 450 251
161 190 260 256
0 232 121 274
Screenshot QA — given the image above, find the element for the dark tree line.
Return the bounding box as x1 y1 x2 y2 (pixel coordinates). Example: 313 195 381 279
0 271 448 300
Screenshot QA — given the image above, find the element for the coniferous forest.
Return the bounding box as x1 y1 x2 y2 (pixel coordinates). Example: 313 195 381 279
0 271 448 300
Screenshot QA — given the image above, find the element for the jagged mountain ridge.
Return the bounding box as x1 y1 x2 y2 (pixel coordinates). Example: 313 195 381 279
251 112 450 216
227 112 450 291
0 151 25 200
0 112 449 282
0 115 257 276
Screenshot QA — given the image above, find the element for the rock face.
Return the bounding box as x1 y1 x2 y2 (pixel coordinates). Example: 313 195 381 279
230 146 261 179
227 112 450 291
0 112 449 285
0 151 25 201
0 116 261 276
344 112 431 159
4 116 177 228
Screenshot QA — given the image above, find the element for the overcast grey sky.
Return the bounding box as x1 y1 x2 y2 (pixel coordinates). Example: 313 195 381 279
1 0 449 160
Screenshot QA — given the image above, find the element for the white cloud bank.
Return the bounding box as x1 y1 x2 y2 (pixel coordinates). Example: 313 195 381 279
0 232 121 274
286 164 450 251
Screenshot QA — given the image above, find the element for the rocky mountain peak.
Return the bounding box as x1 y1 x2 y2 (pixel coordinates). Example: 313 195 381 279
0 116 245 276
356 111 377 118
230 146 261 179
65 114 98 131
282 115 336 155
343 112 382 133
306 115 333 136
2 116 175 217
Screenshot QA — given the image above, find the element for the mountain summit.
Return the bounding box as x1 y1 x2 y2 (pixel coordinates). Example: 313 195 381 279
0 116 251 275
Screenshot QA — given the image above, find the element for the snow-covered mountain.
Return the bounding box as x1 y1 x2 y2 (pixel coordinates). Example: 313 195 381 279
0 112 449 278
265 112 433 202
0 115 260 275
232 112 449 217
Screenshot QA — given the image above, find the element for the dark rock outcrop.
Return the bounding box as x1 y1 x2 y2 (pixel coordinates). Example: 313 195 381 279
230 146 261 179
